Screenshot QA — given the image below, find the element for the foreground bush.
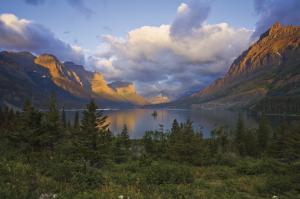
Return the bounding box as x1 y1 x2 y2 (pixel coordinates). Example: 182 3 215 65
143 162 194 185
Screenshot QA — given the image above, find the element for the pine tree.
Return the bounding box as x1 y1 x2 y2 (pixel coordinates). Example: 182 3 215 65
76 99 110 167
244 129 258 157
171 119 180 134
67 120 71 129
61 106 67 129
10 99 43 152
235 113 246 156
120 124 130 150
42 93 62 150
268 123 300 162
257 114 271 154
74 111 80 129
113 124 130 163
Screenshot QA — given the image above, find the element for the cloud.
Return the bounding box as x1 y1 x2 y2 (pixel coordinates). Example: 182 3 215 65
88 0 252 99
171 0 211 37
0 13 84 63
253 0 300 38
91 22 252 98
23 0 93 18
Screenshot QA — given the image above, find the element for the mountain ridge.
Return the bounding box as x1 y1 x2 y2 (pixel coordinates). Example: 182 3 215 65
177 22 300 112
0 51 148 108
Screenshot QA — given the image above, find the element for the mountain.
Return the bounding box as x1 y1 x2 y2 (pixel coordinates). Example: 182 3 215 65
0 51 86 108
34 54 90 98
0 51 148 108
179 22 300 112
108 81 148 105
147 95 170 104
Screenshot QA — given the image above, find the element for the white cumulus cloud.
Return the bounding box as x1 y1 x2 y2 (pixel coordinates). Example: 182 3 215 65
91 21 252 98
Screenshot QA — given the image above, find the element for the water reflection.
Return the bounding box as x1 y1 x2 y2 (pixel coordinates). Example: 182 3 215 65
65 109 300 139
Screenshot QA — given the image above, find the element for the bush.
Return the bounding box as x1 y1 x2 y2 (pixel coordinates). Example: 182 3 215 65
236 158 288 176
215 152 239 167
259 175 293 195
236 159 263 175
143 162 194 185
71 168 104 190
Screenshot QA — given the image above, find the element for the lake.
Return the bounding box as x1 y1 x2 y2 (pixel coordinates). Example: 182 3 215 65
65 109 300 139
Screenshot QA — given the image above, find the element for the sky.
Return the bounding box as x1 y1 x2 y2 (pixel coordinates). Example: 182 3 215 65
0 0 299 99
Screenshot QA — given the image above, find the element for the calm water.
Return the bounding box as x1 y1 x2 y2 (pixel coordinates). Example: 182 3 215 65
65 109 300 139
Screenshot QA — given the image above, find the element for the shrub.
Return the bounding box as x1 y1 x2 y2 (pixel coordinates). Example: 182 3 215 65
215 152 239 167
236 159 263 175
259 175 293 195
71 168 104 190
143 162 194 185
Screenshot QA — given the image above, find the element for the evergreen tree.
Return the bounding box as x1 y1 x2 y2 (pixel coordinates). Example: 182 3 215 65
268 123 300 162
76 99 110 167
9 99 43 153
61 106 67 128
171 119 180 134
42 93 62 150
244 129 258 157
120 124 130 150
235 114 246 156
210 126 230 155
67 120 71 129
166 120 204 165
113 124 131 163
74 111 80 129
257 114 271 154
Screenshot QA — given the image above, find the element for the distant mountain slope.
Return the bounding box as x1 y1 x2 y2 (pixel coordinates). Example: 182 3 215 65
0 51 148 108
179 22 300 112
109 81 149 105
0 51 86 108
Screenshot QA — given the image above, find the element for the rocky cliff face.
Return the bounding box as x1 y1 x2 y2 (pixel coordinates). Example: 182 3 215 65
0 51 86 108
188 22 300 109
91 73 125 101
109 81 149 105
34 54 89 98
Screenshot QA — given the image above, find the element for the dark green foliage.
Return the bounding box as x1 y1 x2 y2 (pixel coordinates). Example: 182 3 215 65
7 99 43 152
254 96 300 114
113 125 131 163
235 114 246 156
268 122 300 162
257 114 271 154
41 93 62 150
167 119 206 165
73 111 80 129
74 99 111 167
61 106 67 128
0 98 300 197
210 125 231 155
144 163 194 185
143 130 167 159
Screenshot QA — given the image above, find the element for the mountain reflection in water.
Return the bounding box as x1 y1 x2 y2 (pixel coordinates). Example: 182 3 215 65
65 109 300 139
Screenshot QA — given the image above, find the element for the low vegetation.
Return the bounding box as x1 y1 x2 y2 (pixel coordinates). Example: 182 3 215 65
0 94 299 198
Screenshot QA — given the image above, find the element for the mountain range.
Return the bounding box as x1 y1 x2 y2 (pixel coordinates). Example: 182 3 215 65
0 52 151 108
173 22 300 113
1 22 299 112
